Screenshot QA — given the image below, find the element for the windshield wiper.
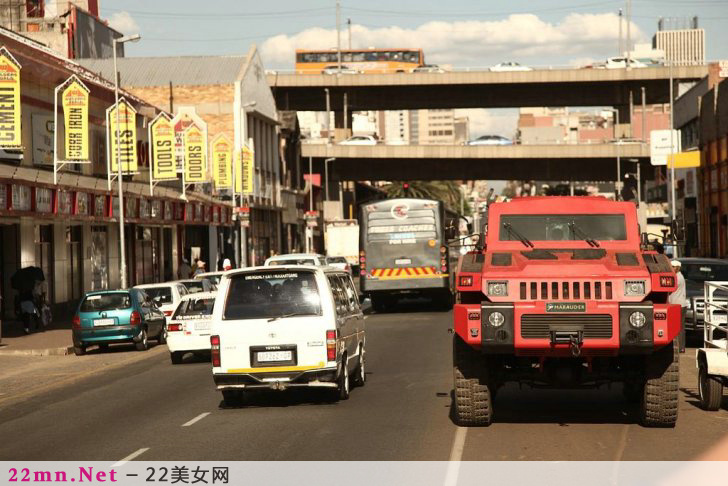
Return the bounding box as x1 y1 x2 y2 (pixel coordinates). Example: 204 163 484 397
502 222 534 248
267 312 311 322
568 222 600 248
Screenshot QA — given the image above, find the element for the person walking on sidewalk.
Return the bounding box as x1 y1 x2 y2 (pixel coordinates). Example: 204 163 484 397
192 260 206 277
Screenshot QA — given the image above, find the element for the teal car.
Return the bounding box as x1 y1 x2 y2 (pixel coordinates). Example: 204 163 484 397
72 289 166 356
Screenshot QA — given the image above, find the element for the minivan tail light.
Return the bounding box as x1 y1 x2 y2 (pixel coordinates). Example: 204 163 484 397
72 315 81 329
326 330 337 361
211 335 221 367
130 311 141 326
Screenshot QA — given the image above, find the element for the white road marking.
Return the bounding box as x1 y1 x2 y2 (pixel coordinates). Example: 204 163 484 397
182 412 210 427
112 447 149 467
444 426 467 486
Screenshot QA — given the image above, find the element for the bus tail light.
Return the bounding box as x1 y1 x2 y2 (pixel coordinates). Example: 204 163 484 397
359 251 366 272
211 335 221 367
326 330 337 361
440 246 447 254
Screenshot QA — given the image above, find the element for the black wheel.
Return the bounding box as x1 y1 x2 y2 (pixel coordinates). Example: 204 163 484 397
222 390 243 407
331 357 350 401
453 334 492 426
640 340 679 427
371 296 386 313
352 345 366 387
157 329 167 345
135 328 149 351
73 344 86 356
170 351 184 365
699 364 723 411
438 291 455 311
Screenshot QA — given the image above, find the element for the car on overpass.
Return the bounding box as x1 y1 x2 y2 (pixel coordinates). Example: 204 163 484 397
412 64 446 73
339 135 378 145
489 62 532 72
602 57 648 69
322 65 360 75
466 135 513 146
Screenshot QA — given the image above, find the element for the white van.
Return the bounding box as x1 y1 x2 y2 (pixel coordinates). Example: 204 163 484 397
166 291 216 364
134 282 188 318
210 266 365 405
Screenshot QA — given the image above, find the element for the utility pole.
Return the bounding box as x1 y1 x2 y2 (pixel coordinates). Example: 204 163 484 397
626 0 632 65
336 0 342 72
347 18 352 49
343 92 348 134
618 8 623 56
325 88 332 144
668 59 678 257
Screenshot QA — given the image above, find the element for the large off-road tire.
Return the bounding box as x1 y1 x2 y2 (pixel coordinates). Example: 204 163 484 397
699 363 723 411
640 339 679 427
453 335 492 426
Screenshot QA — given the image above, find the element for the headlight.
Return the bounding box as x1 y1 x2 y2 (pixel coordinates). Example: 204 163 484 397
629 311 646 328
488 311 505 327
487 281 508 297
624 280 646 296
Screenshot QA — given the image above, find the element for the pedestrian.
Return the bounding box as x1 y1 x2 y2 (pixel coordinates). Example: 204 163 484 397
178 258 191 280
223 258 232 271
192 260 206 277
669 259 688 353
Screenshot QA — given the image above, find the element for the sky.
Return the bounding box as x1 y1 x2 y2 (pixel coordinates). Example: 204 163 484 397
100 0 728 137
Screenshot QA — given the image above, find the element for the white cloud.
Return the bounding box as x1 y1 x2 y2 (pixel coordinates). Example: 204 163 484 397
108 11 139 35
455 109 519 139
260 13 644 69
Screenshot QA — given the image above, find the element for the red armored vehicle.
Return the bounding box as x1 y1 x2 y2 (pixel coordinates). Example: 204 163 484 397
453 197 680 427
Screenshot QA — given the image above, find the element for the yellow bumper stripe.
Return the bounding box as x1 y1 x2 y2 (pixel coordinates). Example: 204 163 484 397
226 363 325 374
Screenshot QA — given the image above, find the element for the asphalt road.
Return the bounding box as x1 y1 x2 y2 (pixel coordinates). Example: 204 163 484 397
1 303 728 461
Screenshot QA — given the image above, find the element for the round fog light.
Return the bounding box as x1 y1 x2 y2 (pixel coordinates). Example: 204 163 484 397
488 311 505 327
629 311 646 328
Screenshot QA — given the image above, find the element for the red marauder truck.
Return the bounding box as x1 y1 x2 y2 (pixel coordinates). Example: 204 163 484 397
453 197 681 427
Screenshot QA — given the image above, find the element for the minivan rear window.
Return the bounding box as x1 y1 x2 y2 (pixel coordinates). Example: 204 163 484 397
268 258 317 266
224 271 321 320
80 293 131 312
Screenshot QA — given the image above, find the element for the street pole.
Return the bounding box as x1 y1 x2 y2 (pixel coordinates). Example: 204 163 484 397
343 92 348 134
626 0 632 65
613 108 621 200
347 18 351 50
325 88 332 143
325 158 335 202
336 0 341 72
641 86 646 142
306 156 313 254
668 59 678 257
618 8 623 56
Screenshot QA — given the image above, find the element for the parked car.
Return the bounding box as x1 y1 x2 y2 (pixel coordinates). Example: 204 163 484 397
264 253 327 267
134 282 188 318
195 271 225 286
339 135 378 146
467 135 513 146
322 65 359 74
177 278 216 294
326 256 352 274
679 258 728 333
603 57 648 69
166 291 217 364
211 266 366 405
412 64 445 73
489 62 532 72
72 289 166 356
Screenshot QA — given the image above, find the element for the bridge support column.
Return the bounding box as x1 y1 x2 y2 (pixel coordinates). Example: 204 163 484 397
616 104 631 139
333 109 353 142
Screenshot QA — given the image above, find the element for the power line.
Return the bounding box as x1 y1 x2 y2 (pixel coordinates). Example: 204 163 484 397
102 6 331 19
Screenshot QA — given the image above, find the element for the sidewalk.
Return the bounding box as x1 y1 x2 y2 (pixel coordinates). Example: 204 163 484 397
0 317 74 356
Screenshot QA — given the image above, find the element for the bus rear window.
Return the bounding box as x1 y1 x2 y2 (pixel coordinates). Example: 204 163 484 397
223 271 321 320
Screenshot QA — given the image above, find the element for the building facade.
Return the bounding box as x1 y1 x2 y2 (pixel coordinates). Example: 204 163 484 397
653 18 705 66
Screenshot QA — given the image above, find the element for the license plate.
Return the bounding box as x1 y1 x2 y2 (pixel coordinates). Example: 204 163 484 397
94 318 115 326
194 321 211 330
395 258 412 265
257 350 292 362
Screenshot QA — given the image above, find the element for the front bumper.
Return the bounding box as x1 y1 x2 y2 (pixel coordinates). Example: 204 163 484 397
213 367 338 390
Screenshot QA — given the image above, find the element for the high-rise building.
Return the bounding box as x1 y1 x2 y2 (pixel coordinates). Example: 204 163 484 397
652 17 705 66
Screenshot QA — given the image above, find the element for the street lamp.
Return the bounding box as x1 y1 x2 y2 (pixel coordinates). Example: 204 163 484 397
609 108 622 200
324 157 335 201
113 33 141 289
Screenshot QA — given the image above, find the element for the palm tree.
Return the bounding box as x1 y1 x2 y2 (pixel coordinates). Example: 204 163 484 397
382 180 470 215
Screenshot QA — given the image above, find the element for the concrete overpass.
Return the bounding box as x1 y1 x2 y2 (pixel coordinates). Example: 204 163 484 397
301 143 652 182
269 65 709 112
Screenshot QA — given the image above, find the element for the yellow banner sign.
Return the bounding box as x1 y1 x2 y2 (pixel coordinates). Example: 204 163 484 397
667 151 701 169
150 114 176 180
108 99 138 173
211 134 232 189
62 78 89 161
241 144 254 195
184 125 206 183
0 48 22 148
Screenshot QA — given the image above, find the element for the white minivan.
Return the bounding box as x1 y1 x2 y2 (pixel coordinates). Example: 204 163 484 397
210 266 366 405
166 291 216 364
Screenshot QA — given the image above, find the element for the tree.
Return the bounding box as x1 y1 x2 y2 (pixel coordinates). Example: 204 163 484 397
382 181 471 215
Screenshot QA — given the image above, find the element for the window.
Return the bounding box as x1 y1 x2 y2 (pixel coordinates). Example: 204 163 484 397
499 214 628 242
339 275 359 312
328 275 348 315
224 270 321 320
173 297 216 319
80 293 131 312
141 286 173 304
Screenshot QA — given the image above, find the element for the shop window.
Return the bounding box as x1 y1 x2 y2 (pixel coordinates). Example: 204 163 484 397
35 224 53 304
91 226 108 291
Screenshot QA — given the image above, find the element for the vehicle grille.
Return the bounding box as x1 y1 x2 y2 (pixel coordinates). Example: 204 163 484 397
520 314 613 339
518 281 614 301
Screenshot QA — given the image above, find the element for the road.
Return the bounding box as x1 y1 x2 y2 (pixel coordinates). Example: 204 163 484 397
1 304 727 461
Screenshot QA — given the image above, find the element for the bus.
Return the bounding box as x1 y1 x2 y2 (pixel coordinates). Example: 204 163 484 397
359 198 459 311
295 48 424 74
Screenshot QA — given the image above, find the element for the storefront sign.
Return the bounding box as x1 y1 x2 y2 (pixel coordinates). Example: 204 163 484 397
211 134 232 189
94 194 105 217
184 125 206 183
61 77 90 161
57 190 72 214
31 114 54 165
150 113 176 180
107 98 138 173
76 192 89 216
305 210 319 228
11 184 30 211
241 144 254 195
35 187 53 213
236 206 250 227
650 129 681 166
0 48 22 148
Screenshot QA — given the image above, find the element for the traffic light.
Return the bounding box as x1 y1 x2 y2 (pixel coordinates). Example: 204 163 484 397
403 182 410 195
